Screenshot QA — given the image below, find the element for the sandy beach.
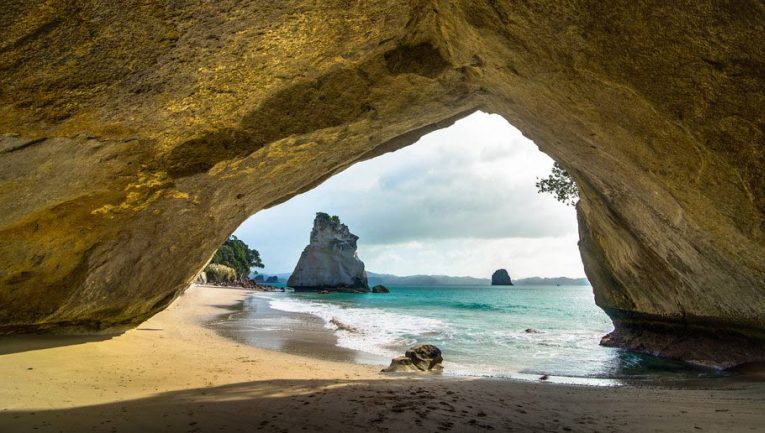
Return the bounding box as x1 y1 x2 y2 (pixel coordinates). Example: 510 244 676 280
1 285 763 433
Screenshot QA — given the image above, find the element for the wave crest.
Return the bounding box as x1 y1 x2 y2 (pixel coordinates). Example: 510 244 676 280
267 297 446 357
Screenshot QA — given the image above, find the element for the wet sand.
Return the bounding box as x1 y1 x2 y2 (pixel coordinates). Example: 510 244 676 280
1 285 763 433
207 293 389 365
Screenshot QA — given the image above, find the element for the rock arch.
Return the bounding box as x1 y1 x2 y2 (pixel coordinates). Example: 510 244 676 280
1 1 763 366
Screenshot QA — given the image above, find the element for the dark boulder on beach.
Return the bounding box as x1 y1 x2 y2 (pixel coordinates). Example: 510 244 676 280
371 285 390 293
382 344 443 373
407 344 443 370
382 355 417 372
491 269 514 286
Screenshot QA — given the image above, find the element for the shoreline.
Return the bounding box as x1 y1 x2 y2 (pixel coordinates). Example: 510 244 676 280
206 290 628 386
206 291 391 366
205 288 752 388
1 284 763 432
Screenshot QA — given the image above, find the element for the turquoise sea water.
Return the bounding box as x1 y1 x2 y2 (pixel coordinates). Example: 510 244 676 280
226 284 724 381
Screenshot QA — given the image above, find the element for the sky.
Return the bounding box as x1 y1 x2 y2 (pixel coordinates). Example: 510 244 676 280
233 111 585 279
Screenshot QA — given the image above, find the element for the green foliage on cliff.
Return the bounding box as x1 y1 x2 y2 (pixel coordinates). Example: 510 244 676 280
210 235 264 279
204 263 237 283
316 211 341 225
536 162 579 206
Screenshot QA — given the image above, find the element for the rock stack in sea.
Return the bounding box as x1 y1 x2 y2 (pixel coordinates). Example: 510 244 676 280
491 269 514 286
371 284 390 293
287 213 369 292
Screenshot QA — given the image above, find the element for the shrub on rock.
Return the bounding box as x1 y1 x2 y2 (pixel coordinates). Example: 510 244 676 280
204 263 237 284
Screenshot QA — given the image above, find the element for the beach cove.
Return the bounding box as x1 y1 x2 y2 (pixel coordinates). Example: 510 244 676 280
1 285 763 433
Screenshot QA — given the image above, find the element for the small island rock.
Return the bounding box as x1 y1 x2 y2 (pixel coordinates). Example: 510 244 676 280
491 269 514 286
287 212 369 292
371 284 390 293
265 276 278 283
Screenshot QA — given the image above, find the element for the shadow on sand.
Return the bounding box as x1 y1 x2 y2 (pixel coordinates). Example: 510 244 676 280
0 333 120 356
2 377 764 433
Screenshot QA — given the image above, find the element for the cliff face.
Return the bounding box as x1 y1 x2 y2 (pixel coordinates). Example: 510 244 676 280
0 1 763 366
287 214 368 291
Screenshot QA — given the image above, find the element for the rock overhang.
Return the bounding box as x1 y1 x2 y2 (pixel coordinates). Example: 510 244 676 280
0 1 763 366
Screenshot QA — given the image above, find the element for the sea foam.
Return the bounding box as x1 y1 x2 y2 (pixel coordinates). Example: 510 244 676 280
267 296 447 357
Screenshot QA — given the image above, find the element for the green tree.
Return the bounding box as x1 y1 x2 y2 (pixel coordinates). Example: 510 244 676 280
210 235 264 280
315 212 341 225
536 162 579 206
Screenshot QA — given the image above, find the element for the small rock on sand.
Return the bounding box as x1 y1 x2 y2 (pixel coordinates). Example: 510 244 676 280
382 344 443 373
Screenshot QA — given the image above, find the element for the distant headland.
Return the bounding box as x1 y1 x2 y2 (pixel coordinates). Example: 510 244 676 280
265 270 589 287
367 273 589 287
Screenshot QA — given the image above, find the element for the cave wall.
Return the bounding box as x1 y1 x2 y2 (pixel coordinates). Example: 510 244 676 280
1 1 763 366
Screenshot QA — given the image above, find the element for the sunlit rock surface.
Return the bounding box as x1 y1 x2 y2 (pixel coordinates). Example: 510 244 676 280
0 1 763 366
287 213 368 292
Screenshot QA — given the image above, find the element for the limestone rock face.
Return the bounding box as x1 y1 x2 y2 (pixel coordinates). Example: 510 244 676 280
287 214 368 292
0 1 764 366
491 269 513 286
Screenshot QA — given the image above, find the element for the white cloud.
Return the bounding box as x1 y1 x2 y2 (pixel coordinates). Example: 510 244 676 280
234 111 584 278
360 236 583 278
